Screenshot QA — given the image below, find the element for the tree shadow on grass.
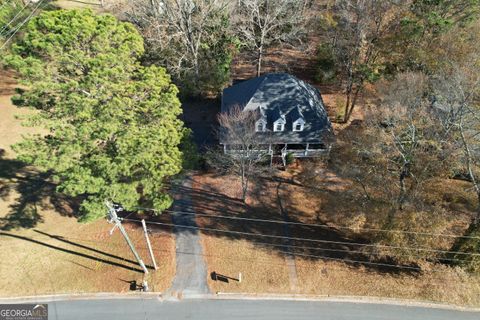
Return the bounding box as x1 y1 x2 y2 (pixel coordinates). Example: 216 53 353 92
0 152 80 231
158 172 421 277
0 232 144 273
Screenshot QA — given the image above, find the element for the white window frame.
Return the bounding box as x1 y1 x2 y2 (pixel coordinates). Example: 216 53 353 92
292 118 305 132
274 122 285 132
256 120 266 132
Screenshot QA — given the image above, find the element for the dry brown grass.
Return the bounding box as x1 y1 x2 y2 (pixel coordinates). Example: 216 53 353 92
0 68 175 296
190 172 292 292
0 220 175 296
191 166 480 306
201 236 291 294
51 0 129 14
52 0 103 10
0 70 38 158
296 260 480 306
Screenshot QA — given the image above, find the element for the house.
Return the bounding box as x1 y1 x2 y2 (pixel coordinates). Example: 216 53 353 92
220 73 333 162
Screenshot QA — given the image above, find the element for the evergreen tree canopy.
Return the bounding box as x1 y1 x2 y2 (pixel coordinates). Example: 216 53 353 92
4 9 185 221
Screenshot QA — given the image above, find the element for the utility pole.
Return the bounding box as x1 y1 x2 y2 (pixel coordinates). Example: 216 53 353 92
106 201 149 274
141 219 158 270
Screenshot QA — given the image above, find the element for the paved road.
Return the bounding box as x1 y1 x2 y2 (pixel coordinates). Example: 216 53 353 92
166 177 210 298
40 298 480 320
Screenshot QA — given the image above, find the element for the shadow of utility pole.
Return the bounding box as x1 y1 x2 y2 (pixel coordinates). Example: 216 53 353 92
0 232 144 273
33 229 154 269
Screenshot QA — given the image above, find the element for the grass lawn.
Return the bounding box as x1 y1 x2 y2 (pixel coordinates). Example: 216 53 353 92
0 69 175 296
186 171 291 293
0 220 175 296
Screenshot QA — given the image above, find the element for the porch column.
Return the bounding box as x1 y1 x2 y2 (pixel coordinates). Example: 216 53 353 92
305 143 309 156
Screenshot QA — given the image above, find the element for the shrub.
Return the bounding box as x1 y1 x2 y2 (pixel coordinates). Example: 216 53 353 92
315 43 336 84
373 209 451 264
285 152 295 166
451 224 480 274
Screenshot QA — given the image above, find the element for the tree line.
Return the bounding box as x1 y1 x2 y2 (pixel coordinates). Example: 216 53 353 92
125 0 308 96
316 0 480 271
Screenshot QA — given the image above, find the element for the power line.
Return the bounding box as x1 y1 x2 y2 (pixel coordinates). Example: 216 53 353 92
124 218 480 257
7 232 475 289
105 224 468 263
0 0 43 50
2 230 396 262
152 228 470 264
1 0 39 40
0 0 30 36
132 207 480 240
1 231 473 280
124 218 475 273
3 226 478 283
276 250 422 271
134 207 480 241
126 225 466 263
223 239 468 264
154 247 480 288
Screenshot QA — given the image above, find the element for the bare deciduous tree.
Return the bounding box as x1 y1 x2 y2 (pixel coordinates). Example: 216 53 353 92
331 0 403 122
371 72 449 211
208 106 270 202
432 58 480 225
127 0 233 93
233 0 308 77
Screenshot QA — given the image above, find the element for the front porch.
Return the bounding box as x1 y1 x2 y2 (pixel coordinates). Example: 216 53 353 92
223 143 330 158
279 143 330 158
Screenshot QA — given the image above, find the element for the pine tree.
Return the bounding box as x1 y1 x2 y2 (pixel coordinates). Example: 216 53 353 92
5 9 186 221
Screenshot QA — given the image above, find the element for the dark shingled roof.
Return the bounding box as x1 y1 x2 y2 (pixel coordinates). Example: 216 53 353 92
221 73 333 144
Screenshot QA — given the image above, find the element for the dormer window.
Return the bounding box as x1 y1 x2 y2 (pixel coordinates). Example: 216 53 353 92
271 107 286 132
293 118 305 132
274 123 284 132
273 109 286 132
291 107 305 132
256 118 267 132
